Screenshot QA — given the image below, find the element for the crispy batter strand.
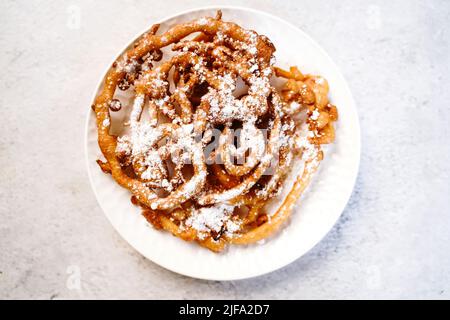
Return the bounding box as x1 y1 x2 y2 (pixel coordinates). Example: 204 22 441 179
93 12 338 251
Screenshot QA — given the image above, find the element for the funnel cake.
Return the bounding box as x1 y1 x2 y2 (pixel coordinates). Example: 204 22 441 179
92 11 338 252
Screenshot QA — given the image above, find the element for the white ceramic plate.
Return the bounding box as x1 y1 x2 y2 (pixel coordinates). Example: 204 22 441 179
85 6 360 281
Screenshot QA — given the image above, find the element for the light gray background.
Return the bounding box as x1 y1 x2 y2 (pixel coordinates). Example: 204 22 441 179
0 0 449 299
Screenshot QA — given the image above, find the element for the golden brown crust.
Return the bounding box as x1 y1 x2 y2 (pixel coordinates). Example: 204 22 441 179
93 12 338 252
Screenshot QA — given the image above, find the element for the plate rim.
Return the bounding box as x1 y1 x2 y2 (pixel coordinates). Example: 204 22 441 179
84 5 361 281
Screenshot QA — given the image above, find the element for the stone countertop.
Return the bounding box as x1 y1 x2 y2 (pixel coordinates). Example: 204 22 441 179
0 0 449 299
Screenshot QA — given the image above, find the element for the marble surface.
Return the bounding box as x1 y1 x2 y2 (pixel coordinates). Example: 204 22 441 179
0 0 449 299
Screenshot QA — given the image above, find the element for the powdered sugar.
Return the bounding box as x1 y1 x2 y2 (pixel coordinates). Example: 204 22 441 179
102 118 110 127
294 127 320 172
197 17 208 25
310 109 320 121
115 54 139 73
185 203 238 236
205 63 272 125
130 95 145 125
